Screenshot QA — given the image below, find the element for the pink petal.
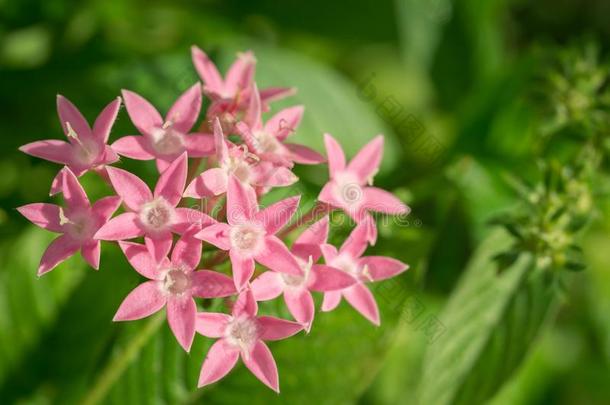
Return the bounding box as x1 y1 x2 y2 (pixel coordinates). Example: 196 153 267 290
226 175 258 225
324 133 346 175
184 168 227 198
170 231 201 270
340 221 369 259
172 208 216 233
19 140 73 165
343 284 380 326
91 196 122 222
321 291 341 312
59 167 90 212
347 136 383 183
191 46 224 94
292 216 329 261
359 256 409 281
17 203 63 232
264 106 303 141
284 288 315 328
255 236 301 276
93 97 121 143
212 117 229 162
363 187 409 215
154 152 187 206
121 89 163 135
38 234 80 276
118 241 162 280
251 271 284 301
317 182 339 207
81 240 101 269
57 95 92 141
259 86 296 104
106 167 152 211
243 83 262 130
145 233 172 264
166 83 201 133
251 164 298 188
229 250 255 291
242 341 279 393
254 195 300 235
167 296 197 352
258 316 303 340
286 143 326 165
191 270 236 298
198 339 239 388
233 289 257 317
155 156 173 173
94 212 144 240
195 223 231 250
307 264 356 292
185 133 215 157
320 243 339 263
111 136 155 160
113 280 166 321
225 51 255 95
196 312 230 338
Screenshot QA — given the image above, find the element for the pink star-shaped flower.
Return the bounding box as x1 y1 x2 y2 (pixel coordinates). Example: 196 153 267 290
196 289 303 392
320 221 409 325
112 83 214 173
195 175 302 290
94 153 214 262
17 167 121 275
20 95 120 193
184 118 297 199
114 231 236 351
235 85 325 167
318 133 410 244
251 216 356 331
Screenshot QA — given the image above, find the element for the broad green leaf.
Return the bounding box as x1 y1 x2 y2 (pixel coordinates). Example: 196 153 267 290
417 230 559 405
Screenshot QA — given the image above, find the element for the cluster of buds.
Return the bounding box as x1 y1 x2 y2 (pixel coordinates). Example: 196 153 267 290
17 47 410 392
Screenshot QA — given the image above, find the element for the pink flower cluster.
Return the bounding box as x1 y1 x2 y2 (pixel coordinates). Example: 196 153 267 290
17 47 410 393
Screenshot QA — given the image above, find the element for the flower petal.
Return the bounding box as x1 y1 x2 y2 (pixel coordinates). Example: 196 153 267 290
321 291 342 312
292 216 329 261
92 196 122 223
113 280 166 321
359 256 409 281
258 315 303 340
121 89 163 135
185 133 215 157
17 203 63 232
225 51 255 95
93 97 121 143
184 168 227 198
111 136 156 160
320 243 339 263
340 221 369 259
81 240 101 269
167 83 201 133
243 83 262 130
226 175 258 225
343 284 380 326
19 140 73 165
38 234 80 276
167 296 197 352
119 241 162 280
254 195 300 235
191 46 224 94
59 167 90 213
195 223 231 250
255 236 301 275
229 250 255 291
233 289 257 317
286 143 326 165
284 289 315 328
191 270 236 298
196 312 230 338
106 167 152 211
363 187 409 215
242 341 279 393
172 208 216 233
264 106 303 141
251 164 298 188
154 152 187 206
170 230 201 270
323 133 346 176
57 95 92 141
198 339 239 388
251 271 284 301
307 264 356 292
145 233 172 264
259 86 296 104
94 212 144 241
346 135 383 183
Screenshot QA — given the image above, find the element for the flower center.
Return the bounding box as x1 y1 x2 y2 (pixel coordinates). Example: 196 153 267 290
60 208 95 241
282 274 305 287
331 254 360 276
65 121 100 165
225 316 259 351
229 223 264 254
333 172 364 207
225 157 251 183
151 125 185 156
163 268 191 295
139 198 174 231
252 130 281 154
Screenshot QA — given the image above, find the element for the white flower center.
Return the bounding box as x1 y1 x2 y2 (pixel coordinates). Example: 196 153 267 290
225 157 251 183
331 254 360 276
252 130 281 154
282 255 312 287
151 125 185 156
225 316 259 351
65 121 100 165
333 172 364 207
162 267 191 295
60 208 95 241
229 223 264 254
139 197 174 231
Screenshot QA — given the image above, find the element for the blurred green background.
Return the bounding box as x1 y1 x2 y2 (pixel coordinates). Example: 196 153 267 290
1 0 610 404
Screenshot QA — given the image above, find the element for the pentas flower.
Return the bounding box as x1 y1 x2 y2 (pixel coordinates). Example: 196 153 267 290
196 289 303 392
235 85 325 167
319 133 410 244
95 153 214 261
112 83 214 172
17 167 121 275
184 118 297 199
195 175 302 290
251 216 356 331
114 231 236 351
321 221 409 325
20 95 120 193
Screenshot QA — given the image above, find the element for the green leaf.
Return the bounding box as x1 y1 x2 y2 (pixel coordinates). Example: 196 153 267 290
417 230 559 405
